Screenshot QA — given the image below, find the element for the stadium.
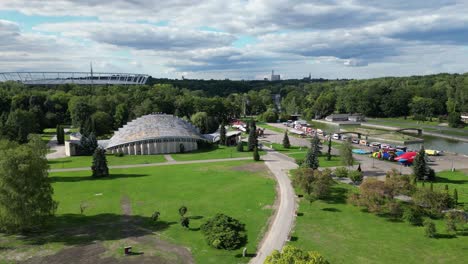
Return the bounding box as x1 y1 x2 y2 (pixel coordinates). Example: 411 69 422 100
0 71 149 85
105 114 206 155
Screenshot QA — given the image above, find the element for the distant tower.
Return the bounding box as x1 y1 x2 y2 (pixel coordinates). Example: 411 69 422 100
90 62 94 85
308 72 311 79
270 70 280 81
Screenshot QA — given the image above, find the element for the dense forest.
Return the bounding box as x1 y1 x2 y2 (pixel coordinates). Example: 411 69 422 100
0 72 466 143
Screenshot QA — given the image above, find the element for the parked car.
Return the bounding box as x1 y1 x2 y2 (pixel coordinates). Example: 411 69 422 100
381 144 391 149
332 133 340 140
341 135 349 140
359 139 368 146
351 138 359 144
370 142 381 148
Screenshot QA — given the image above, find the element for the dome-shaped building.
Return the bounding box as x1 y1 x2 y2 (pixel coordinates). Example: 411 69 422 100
106 114 206 155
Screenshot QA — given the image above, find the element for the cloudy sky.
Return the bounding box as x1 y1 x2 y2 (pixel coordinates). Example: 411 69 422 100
0 0 467 80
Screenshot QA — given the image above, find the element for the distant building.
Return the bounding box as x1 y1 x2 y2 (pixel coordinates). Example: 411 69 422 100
271 70 281 81
325 113 365 122
461 113 468 124
303 73 311 80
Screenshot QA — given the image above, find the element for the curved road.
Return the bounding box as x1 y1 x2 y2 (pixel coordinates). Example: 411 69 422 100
250 149 298 264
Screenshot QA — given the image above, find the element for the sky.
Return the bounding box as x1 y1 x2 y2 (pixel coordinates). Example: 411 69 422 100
0 0 467 80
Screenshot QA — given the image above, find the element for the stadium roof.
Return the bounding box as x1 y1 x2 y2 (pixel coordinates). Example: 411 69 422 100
106 114 204 148
0 72 149 85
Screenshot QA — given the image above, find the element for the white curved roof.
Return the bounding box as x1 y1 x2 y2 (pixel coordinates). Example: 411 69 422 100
106 114 203 148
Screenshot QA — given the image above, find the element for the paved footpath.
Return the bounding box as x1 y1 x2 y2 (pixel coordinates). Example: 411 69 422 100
49 157 251 172
250 148 298 264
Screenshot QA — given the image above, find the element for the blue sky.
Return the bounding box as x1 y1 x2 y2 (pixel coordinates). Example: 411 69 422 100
0 1 467 79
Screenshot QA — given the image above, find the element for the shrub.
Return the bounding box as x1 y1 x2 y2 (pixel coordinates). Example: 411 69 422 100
424 220 436 238
151 211 160 222
295 159 304 166
413 188 455 217
236 141 244 152
402 206 423 226
356 179 390 213
334 167 349 178
114 152 125 157
348 170 363 184
201 213 247 250
386 201 403 219
180 216 189 228
265 245 329 264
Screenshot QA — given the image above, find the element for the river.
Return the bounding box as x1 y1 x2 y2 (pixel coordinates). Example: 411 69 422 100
310 121 468 155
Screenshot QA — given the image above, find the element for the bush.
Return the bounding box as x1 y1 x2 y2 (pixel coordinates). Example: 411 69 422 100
114 152 125 157
265 245 329 264
424 220 436 238
386 201 403 219
334 167 349 178
201 213 247 250
236 141 244 152
413 188 455 217
151 211 160 222
260 109 278 122
402 206 423 226
295 159 304 166
348 170 363 184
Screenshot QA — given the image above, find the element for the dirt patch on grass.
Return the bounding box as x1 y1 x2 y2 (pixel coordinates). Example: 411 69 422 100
231 162 270 174
18 195 194 264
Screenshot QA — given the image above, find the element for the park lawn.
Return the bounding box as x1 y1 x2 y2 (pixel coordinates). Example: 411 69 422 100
433 170 468 204
41 128 56 144
256 122 285 134
48 154 166 169
270 142 307 152
171 144 265 161
0 161 276 264
290 180 468 264
287 151 344 168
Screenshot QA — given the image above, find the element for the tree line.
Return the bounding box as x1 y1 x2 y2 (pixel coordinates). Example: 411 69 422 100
0 72 466 143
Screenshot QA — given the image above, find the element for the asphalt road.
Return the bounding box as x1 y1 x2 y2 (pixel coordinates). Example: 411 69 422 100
250 149 298 264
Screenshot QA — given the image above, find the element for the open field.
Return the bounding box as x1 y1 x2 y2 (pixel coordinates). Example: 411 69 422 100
48 154 167 169
171 144 265 161
290 170 468 264
0 160 276 264
269 143 347 167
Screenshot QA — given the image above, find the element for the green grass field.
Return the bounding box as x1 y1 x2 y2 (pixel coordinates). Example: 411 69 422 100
41 128 56 144
269 143 344 167
48 154 167 169
171 144 264 161
290 170 468 263
433 170 468 204
1 161 276 263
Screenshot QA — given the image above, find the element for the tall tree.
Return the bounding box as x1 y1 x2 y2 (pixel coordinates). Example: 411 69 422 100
219 122 227 146
91 147 109 178
413 146 429 181
56 125 65 145
248 120 257 151
282 131 290 149
303 134 321 169
340 138 354 167
0 136 57 232
79 132 98 155
113 103 129 129
326 137 332 161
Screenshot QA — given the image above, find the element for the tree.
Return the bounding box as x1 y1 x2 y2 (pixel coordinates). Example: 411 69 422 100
402 206 423 226
0 136 57 232
219 122 227 146
69 97 94 129
413 146 432 181
114 103 129 129
3 109 38 143
91 111 113 136
56 125 65 145
248 120 257 151
260 109 278 122
191 112 209 134
326 137 332 161
424 220 436 238
448 112 463 128
236 141 244 152
348 170 363 184
253 146 260 161
453 188 458 204
340 138 354 167
303 135 321 169
282 131 291 148
91 147 109 178
413 188 454 217
292 168 333 201
79 132 98 155
200 213 247 250
265 245 329 264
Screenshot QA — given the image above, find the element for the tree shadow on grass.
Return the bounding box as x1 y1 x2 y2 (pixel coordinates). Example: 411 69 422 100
322 207 341 212
323 186 348 204
48 160 72 165
18 213 174 246
435 176 468 185
49 174 149 183
434 233 457 239
188 216 203 220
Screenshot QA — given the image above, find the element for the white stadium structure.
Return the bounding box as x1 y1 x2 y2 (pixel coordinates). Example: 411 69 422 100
106 114 207 155
0 72 149 85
